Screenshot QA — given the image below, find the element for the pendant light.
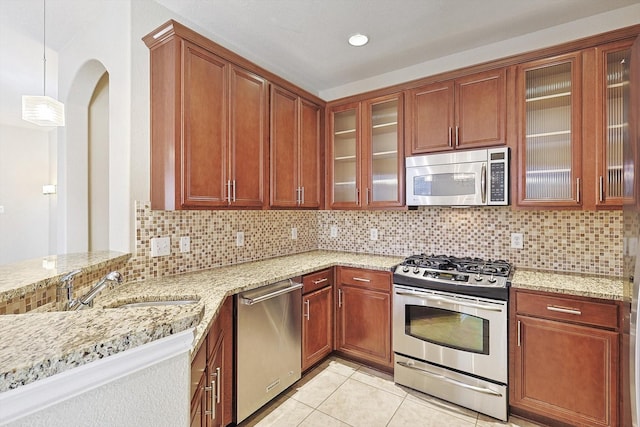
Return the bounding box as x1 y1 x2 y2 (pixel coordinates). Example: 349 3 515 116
22 0 65 127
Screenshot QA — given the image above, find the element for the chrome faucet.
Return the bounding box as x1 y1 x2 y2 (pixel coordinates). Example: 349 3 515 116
71 271 123 311
58 269 82 310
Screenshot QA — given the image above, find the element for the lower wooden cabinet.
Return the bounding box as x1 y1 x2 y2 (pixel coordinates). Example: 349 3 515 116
302 269 334 371
335 267 392 370
510 289 620 427
191 296 233 427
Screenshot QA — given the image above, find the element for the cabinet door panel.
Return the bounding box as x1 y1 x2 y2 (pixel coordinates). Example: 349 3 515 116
229 65 268 207
514 316 618 426
302 285 333 371
270 86 299 207
182 42 228 207
299 99 322 208
456 68 506 149
337 285 391 367
407 81 454 154
329 103 361 208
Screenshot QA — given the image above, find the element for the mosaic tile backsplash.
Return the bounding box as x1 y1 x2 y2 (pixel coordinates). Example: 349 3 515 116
128 202 622 281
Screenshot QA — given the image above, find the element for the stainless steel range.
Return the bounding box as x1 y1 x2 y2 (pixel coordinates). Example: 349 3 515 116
392 254 512 421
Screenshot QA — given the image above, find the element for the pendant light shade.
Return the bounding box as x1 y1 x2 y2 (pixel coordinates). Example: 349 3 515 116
22 95 65 126
22 0 65 127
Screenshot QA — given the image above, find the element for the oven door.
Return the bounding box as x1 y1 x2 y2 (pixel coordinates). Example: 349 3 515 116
393 284 507 383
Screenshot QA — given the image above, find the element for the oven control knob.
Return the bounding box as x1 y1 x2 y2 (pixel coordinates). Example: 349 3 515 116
402 266 410 273
413 267 421 274
474 273 483 282
488 274 496 283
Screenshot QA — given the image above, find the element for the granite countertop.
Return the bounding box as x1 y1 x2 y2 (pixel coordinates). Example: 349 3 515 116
0 250 403 393
0 251 132 303
511 269 625 301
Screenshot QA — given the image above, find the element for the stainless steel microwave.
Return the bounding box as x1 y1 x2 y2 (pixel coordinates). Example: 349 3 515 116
406 147 509 207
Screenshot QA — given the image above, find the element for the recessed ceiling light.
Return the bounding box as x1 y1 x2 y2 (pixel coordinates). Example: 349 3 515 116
348 34 369 47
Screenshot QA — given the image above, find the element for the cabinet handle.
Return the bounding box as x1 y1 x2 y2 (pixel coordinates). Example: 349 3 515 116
296 187 301 205
301 186 305 205
204 381 216 419
356 188 360 205
226 180 232 204
366 188 370 205
576 178 581 203
215 367 221 404
547 305 582 315
304 299 310 320
353 277 371 283
338 288 343 308
232 180 236 202
312 278 328 285
448 127 452 147
599 176 604 202
455 126 459 147
517 320 521 347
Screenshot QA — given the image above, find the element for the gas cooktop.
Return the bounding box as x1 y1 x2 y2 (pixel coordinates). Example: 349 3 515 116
393 254 513 300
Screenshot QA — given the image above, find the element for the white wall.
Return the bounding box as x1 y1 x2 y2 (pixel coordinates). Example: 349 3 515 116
320 3 640 100
57 1 131 255
0 125 52 264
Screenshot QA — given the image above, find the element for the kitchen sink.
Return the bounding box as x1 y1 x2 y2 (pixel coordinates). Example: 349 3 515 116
107 297 200 308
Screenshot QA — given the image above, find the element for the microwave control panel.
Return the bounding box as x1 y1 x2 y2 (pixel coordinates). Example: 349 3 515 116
487 147 509 205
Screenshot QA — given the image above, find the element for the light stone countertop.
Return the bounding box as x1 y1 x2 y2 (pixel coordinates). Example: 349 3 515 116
511 269 624 301
1 249 624 394
0 251 131 302
0 250 402 393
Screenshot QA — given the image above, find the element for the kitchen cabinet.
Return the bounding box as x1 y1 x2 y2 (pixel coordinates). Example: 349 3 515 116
144 22 268 210
327 93 404 209
588 40 633 209
335 267 392 370
510 289 620 426
515 52 583 208
191 297 233 427
405 68 506 154
302 269 333 371
270 85 322 208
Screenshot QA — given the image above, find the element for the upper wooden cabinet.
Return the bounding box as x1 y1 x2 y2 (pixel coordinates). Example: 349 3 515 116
515 52 583 208
591 40 633 209
144 27 268 210
405 68 507 154
270 85 322 208
327 93 404 209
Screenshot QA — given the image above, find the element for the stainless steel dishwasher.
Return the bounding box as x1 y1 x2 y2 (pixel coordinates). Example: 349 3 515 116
236 278 303 423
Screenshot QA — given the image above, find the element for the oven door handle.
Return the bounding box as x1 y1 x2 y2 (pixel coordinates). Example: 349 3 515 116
395 290 503 312
396 360 503 397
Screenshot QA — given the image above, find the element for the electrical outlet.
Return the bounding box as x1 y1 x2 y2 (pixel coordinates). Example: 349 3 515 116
236 231 245 247
291 227 298 240
511 233 524 249
370 228 378 241
179 236 190 253
150 237 171 257
330 226 338 238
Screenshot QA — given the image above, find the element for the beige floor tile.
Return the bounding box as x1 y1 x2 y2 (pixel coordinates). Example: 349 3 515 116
477 414 545 427
288 369 350 408
387 399 477 427
321 356 361 377
318 378 403 427
240 395 314 427
351 365 407 398
403 387 479 424
298 410 351 427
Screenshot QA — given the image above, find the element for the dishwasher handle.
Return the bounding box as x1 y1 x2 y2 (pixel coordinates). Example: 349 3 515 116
240 280 303 305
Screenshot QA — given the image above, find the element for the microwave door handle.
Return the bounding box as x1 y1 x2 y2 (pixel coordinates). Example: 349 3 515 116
481 163 487 204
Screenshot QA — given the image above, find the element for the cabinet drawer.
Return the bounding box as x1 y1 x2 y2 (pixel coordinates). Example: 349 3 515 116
515 291 619 329
303 268 333 294
339 267 391 292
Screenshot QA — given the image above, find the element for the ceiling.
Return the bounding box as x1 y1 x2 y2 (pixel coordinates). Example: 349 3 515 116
0 0 638 127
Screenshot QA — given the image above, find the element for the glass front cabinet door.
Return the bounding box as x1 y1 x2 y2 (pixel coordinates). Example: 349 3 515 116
328 94 403 209
596 41 632 208
516 53 582 207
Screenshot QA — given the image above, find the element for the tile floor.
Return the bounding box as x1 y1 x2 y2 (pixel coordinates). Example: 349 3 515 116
239 356 544 427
